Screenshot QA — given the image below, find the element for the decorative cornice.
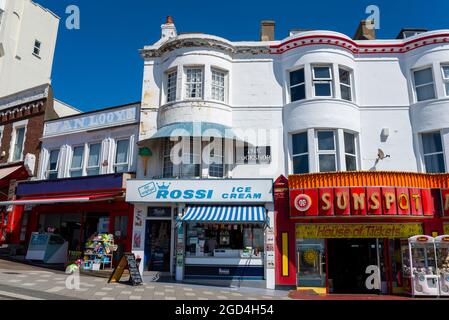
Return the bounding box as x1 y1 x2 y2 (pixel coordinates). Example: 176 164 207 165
140 37 271 58
141 31 449 58
269 32 449 55
0 99 46 124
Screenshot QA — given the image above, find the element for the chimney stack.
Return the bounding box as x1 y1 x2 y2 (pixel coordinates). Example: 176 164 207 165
161 16 177 41
353 20 376 40
260 20 275 41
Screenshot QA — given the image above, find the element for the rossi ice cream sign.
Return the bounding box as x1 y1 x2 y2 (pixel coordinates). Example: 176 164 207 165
126 179 273 203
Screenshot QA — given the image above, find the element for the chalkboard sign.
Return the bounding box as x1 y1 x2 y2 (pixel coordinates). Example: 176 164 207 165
125 253 143 286
108 252 143 286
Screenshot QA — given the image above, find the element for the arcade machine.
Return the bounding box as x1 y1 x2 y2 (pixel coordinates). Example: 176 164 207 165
401 235 439 296
435 235 449 296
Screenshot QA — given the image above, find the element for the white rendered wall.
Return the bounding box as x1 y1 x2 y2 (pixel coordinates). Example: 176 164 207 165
0 0 59 98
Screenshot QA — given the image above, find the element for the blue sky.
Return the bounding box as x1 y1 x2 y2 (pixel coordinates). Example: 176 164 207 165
35 0 449 112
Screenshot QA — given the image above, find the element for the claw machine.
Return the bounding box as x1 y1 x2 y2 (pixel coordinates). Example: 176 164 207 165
435 235 449 296
401 235 439 296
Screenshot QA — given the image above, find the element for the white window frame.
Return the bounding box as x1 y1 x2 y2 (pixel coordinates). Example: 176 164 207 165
289 67 306 103
412 66 436 102
86 142 102 176
312 65 333 98
291 131 309 174
113 138 131 173
343 131 358 171
338 67 354 102
9 120 28 162
179 137 201 178
441 64 449 97
33 40 41 57
421 131 446 173
46 149 60 180
211 68 227 103
315 130 337 172
162 138 175 178
184 67 204 100
166 69 177 103
69 145 85 177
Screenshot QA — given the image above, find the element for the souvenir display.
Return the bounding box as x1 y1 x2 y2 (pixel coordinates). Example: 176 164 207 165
82 234 117 270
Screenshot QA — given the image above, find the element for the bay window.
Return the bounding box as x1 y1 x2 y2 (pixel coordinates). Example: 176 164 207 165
211 69 226 102
70 146 84 177
312 66 333 97
317 131 337 172
339 68 353 101
442 65 449 96
114 139 130 173
292 132 309 174
185 68 203 99
422 131 445 173
413 67 436 102
87 143 101 176
166 70 177 103
290 68 306 102
46 149 60 180
161 137 226 178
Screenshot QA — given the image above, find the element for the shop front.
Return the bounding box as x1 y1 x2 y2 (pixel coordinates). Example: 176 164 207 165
126 179 276 289
2 174 134 266
274 172 449 295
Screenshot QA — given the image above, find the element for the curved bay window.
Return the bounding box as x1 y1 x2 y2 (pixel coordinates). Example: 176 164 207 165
161 137 227 178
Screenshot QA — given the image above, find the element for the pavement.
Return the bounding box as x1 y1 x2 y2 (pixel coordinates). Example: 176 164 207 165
0 258 291 300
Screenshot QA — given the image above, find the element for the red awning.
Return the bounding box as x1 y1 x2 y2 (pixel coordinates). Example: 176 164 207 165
0 193 122 206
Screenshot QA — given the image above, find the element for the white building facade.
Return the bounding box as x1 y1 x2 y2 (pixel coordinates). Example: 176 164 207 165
0 0 59 98
127 18 449 289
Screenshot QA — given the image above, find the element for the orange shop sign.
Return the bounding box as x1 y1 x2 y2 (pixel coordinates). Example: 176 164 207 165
295 223 424 239
290 187 445 217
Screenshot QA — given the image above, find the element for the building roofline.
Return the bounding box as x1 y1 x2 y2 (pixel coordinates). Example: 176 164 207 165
44 101 141 123
30 0 60 20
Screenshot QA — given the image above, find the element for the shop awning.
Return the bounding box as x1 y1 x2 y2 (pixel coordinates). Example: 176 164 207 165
182 206 267 223
0 193 122 206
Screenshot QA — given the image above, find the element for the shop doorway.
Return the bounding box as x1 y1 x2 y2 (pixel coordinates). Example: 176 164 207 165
327 239 380 294
144 220 171 273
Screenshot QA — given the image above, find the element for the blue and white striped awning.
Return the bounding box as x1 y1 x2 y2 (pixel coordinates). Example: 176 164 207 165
182 206 267 223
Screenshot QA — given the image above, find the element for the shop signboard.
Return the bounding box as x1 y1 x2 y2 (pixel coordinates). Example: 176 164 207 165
44 104 138 137
290 187 441 217
295 223 424 239
148 207 171 218
126 179 273 203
